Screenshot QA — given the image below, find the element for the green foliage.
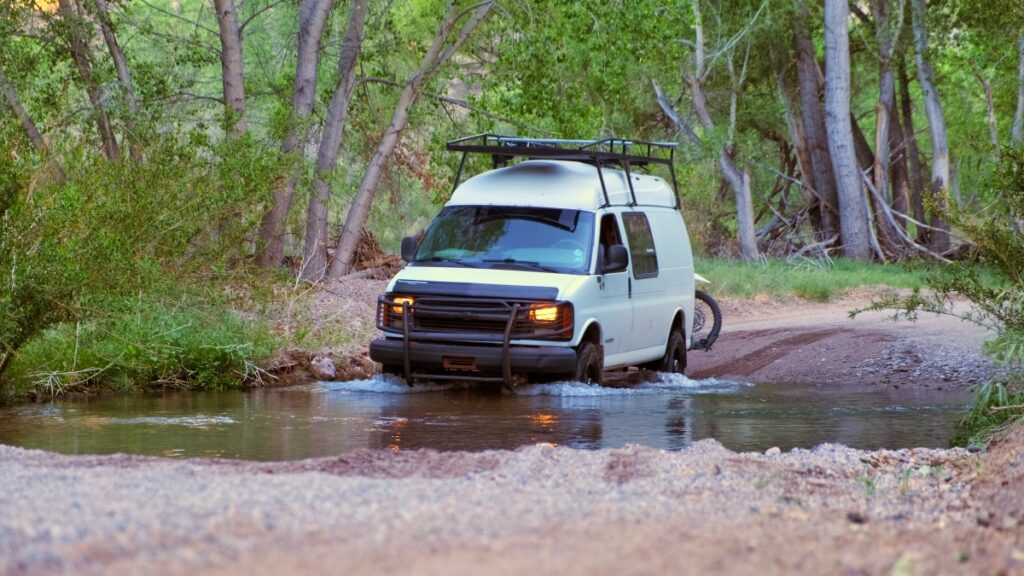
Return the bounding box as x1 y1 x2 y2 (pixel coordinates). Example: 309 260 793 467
859 146 1024 443
697 257 932 301
951 376 1024 446
7 293 278 396
0 135 279 396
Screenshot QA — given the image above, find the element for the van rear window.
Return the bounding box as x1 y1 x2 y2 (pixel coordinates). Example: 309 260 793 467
622 212 658 279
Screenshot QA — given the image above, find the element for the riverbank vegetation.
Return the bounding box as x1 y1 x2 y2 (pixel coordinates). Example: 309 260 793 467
2 0 1024 419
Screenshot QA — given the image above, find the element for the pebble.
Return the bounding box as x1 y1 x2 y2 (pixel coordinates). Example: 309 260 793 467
765 447 781 456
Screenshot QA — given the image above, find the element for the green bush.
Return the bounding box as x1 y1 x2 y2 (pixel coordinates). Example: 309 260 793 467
860 146 1024 444
0 135 280 397
7 294 277 396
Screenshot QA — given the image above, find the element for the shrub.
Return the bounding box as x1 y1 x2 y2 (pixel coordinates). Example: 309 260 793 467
0 136 280 396
858 146 1024 444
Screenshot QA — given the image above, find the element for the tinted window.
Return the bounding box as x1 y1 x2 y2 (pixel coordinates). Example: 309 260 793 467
414 205 595 274
622 212 658 278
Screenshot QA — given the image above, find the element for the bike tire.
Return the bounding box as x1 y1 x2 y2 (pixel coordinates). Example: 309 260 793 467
692 289 723 350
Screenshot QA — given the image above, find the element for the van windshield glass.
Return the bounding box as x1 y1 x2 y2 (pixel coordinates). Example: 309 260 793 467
413 206 595 274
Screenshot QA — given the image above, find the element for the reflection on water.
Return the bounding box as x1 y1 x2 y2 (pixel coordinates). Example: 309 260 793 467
0 375 971 461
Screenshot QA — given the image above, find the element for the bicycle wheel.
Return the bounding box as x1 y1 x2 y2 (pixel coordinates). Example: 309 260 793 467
692 289 722 350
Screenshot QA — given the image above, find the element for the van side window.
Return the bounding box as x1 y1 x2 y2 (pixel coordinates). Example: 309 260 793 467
598 214 624 271
622 212 658 279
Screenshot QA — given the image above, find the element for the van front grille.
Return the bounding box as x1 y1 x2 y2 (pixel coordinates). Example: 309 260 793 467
376 296 572 341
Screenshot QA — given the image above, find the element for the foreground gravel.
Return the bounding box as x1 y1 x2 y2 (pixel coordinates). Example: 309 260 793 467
2 433 1021 575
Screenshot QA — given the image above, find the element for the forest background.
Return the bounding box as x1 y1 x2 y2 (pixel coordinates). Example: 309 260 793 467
1 0 1022 436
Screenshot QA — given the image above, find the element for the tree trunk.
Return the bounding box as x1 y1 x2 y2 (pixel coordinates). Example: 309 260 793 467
0 65 45 153
888 99 911 231
898 57 927 238
968 60 998 149
1013 34 1024 144
92 0 142 161
852 112 902 255
717 150 759 260
684 0 758 261
301 0 368 282
792 0 840 243
823 0 871 260
255 0 335 268
327 1 494 279
57 0 119 160
0 63 65 182
910 0 951 252
871 0 904 254
213 0 246 138
775 60 821 234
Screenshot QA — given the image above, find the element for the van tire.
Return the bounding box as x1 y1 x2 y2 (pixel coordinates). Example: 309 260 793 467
659 330 687 374
573 342 603 385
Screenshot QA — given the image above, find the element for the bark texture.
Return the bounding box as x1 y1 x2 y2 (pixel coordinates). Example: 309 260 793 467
968 61 998 149
684 0 758 261
898 58 927 234
823 0 871 260
301 0 368 282
213 0 246 138
792 0 839 243
327 1 493 279
871 0 903 253
0 65 45 153
57 0 119 160
910 0 951 252
92 0 142 161
255 0 335 268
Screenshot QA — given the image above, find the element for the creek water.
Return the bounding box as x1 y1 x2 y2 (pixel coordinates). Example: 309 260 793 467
0 374 972 460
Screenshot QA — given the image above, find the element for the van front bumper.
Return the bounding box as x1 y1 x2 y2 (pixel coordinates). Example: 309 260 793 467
369 338 576 381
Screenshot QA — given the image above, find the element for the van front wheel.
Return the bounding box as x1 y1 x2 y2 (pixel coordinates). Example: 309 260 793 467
659 330 687 375
573 342 603 385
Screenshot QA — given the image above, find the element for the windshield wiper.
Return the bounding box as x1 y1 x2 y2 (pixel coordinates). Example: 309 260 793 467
481 258 560 273
418 257 480 268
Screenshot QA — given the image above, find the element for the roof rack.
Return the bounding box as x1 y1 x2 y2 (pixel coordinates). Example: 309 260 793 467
445 134 679 208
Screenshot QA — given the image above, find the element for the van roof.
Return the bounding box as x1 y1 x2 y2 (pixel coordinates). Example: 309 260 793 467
447 160 677 211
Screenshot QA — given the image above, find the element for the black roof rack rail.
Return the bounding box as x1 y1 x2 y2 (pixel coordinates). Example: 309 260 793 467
445 134 680 208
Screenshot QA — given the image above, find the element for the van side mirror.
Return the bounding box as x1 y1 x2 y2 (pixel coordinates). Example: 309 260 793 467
602 244 629 273
400 236 419 262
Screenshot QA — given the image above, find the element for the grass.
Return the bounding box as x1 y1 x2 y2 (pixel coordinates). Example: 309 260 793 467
696 257 935 301
952 376 1024 446
4 291 279 400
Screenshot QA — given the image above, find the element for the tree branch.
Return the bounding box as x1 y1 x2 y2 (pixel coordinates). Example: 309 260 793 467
239 0 287 33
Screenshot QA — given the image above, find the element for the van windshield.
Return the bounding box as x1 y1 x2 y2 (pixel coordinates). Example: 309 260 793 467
413 206 595 274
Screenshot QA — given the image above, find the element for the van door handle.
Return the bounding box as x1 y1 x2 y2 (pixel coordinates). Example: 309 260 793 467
628 277 632 298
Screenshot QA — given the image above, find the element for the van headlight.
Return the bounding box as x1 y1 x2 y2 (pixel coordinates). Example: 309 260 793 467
528 304 559 322
390 295 415 315
524 302 573 340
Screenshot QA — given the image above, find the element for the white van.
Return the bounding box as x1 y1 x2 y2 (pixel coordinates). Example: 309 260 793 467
370 135 695 388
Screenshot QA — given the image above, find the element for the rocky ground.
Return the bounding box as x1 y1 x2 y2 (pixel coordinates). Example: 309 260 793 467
0 425 1021 575
1 289 1020 575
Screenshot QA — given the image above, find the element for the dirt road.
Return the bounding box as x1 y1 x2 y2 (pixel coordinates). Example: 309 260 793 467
686 294 995 389
1 294 1020 576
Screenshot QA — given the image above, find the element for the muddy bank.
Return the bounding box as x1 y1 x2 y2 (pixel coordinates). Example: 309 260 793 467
1 426 1021 575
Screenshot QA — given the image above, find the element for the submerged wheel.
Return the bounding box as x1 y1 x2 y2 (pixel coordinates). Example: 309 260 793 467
692 290 723 350
573 342 603 385
659 330 687 374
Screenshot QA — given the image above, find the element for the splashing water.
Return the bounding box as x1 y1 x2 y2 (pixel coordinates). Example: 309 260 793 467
319 372 747 396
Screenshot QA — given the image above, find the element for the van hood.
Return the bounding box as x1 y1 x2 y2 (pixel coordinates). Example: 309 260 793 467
385 265 586 301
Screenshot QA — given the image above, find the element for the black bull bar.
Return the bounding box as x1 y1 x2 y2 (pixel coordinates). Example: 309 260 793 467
374 296 575 389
